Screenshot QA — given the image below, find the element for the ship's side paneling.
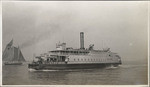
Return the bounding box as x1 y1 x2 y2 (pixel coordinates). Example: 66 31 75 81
67 52 120 64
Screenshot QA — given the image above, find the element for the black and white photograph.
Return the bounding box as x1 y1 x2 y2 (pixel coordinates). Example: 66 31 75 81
1 1 149 86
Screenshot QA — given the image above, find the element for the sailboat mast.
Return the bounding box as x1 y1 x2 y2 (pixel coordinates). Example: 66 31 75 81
18 46 20 61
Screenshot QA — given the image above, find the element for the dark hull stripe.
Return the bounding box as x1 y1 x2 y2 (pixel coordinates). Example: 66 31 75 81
28 63 121 70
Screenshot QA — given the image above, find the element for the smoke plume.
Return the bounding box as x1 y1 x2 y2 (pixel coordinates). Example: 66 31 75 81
20 24 60 49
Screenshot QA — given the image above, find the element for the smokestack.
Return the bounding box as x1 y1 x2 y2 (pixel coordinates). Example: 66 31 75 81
80 32 85 49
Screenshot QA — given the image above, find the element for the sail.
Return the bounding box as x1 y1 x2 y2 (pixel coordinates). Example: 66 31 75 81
7 39 13 46
3 39 14 61
18 48 26 62
3 40 26 62
11 47 26 62
12 47 19 61
2 46 14 61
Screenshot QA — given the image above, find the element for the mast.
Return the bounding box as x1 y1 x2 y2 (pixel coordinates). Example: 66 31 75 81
11 42 15 62
18 46 20 62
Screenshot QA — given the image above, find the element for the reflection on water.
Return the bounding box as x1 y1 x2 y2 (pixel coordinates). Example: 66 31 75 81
28 68 121 85
3 62 148 85
28 70 70 84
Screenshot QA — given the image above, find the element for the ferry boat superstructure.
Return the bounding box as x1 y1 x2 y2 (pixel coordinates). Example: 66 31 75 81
28 32 122 70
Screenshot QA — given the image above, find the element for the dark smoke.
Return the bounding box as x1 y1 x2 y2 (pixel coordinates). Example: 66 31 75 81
20 24 60 49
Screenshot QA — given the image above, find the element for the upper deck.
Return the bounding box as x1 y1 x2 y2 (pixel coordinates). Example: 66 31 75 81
48 48 112 56
48 40 111 56
49 49 90 56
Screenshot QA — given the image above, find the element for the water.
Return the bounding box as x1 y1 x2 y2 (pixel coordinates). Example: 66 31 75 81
3 61 148 85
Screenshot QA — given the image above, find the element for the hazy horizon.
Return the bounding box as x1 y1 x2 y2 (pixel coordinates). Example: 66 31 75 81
2 1 148 62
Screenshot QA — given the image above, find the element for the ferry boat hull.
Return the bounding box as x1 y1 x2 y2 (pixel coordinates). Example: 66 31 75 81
28 63 121 70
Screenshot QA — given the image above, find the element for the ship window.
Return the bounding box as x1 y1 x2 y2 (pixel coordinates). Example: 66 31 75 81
91 59 92 61
74 59 76 61
75 51 77 55
85 59 86 61
78 59 79 61
81 59 83 61
88 59 89 61
109 54 111 56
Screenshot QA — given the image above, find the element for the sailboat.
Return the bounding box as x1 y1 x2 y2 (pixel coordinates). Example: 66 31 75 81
3 39 26 65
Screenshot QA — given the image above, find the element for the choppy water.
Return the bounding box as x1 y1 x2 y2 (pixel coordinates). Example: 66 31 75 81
3 61 148 85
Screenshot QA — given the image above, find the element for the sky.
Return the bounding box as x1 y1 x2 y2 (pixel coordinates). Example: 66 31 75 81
2 1 148 62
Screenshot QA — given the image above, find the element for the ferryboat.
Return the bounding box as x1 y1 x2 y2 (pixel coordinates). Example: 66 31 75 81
28 32 122 70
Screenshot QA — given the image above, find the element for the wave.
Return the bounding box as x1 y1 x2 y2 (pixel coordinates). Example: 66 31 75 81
105 66 119 70
119 64 147 69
